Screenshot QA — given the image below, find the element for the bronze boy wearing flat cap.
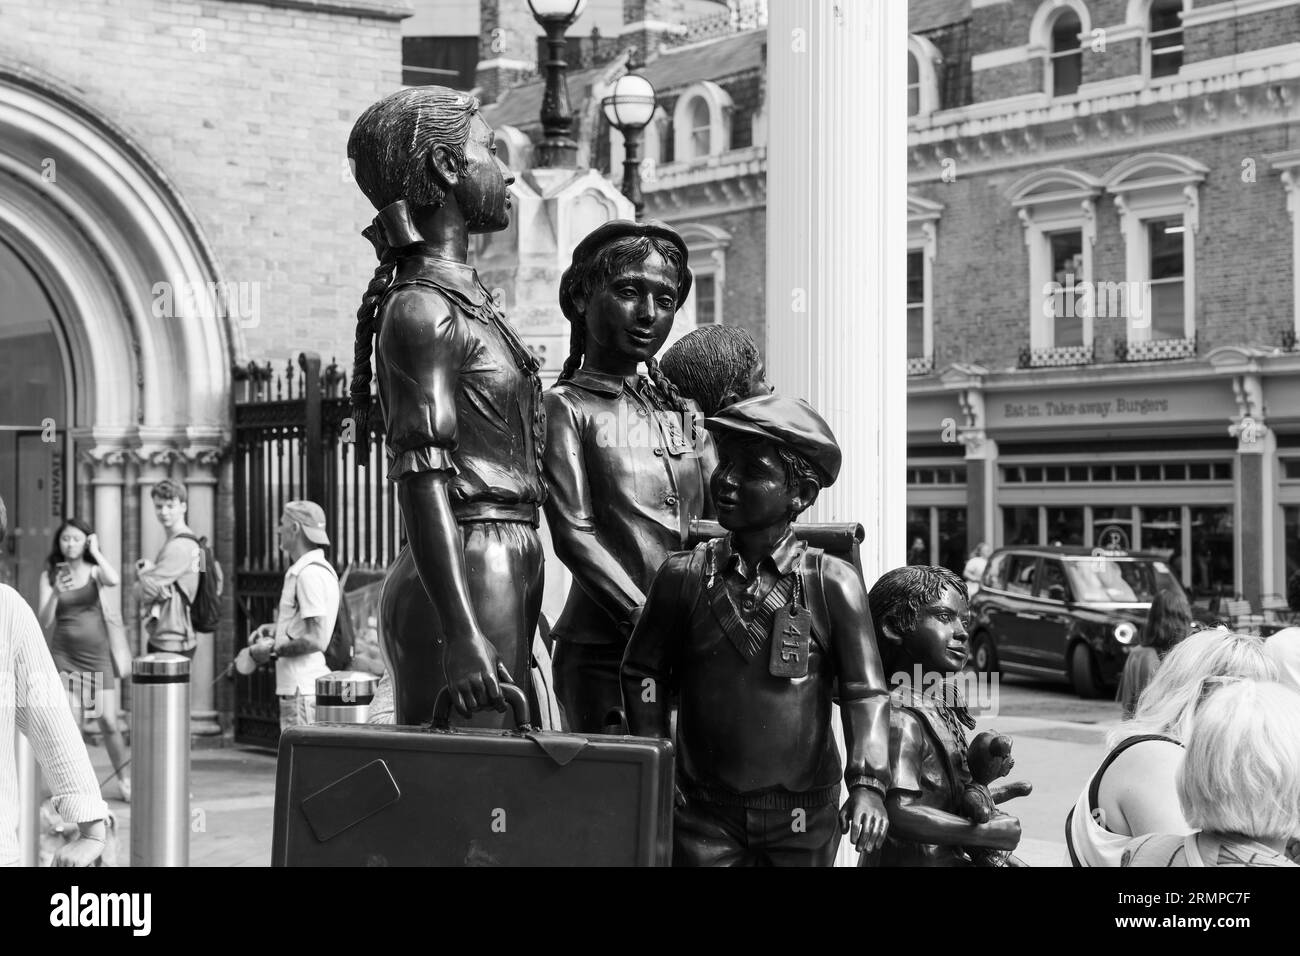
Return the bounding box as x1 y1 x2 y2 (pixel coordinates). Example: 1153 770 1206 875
544 220 715 733
347 88 545 725
621 394 892 865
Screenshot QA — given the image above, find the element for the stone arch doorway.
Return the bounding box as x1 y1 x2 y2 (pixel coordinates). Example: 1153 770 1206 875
0 66 236 729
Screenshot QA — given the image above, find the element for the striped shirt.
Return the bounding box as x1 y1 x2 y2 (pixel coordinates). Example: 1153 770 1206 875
1 583 108 865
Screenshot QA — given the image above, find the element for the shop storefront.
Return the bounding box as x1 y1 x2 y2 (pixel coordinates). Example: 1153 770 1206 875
907 348 1299 607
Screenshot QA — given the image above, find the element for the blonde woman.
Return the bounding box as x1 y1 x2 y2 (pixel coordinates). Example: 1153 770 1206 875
1066 628 1276 866
1123 679 1300 867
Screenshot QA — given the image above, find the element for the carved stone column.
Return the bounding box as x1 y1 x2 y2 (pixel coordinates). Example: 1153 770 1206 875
183 438 227 738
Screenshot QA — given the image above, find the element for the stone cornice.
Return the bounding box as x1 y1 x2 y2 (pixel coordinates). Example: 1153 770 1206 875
909 52 1300 180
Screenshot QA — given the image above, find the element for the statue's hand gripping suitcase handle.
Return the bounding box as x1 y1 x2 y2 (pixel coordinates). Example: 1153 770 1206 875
431 681 532 731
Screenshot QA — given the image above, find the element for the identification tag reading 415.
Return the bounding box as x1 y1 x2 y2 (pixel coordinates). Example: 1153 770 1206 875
769 602 811 678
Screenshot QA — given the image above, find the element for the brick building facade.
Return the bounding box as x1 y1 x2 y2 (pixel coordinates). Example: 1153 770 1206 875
0 0 408 733
905 0 1300 616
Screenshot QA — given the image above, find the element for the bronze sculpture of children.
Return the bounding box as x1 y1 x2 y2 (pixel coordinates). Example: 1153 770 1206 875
659 324 772 418
348 87 545 725
544 220 714 733
621 394 891 865
864 565 1031 866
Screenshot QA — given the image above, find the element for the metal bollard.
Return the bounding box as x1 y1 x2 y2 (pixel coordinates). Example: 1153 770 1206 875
15 729 40 866
314 671 378 724
130 653 190 867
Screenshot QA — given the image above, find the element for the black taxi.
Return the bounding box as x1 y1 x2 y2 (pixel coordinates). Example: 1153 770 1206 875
968 545 1188 698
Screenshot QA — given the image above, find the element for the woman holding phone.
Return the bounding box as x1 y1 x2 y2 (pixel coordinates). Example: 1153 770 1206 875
37 518 129 801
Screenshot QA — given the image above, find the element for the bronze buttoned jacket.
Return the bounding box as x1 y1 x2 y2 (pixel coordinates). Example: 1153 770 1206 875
543 369 715 644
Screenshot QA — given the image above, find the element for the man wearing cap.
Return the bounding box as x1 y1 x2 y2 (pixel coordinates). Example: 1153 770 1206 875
248 501 341 730
621 394 892 865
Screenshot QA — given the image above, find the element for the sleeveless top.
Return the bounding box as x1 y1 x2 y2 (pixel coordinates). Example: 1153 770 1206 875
1123 832 1297 867
1065 733 1182 867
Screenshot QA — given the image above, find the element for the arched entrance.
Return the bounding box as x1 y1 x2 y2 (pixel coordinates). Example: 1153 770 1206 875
0 237 70 601
0 65 238 732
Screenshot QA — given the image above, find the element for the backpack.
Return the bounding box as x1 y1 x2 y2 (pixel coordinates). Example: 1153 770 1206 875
301 554 350 671
176 533 224 633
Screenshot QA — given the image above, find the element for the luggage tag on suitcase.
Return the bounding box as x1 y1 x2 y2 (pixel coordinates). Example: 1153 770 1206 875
769 561 810 679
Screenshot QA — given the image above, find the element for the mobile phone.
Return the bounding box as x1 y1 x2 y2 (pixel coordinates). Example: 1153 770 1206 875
56 561 71 578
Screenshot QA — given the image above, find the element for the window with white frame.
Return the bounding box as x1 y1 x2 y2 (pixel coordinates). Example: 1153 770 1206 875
1029 1 1091 99
908 51 920 117
1105 153 1207 346
672 82 733 162
907 35 942 119
1147 0 1184 79
608 106 667 186
907 249 925 358
1007 168 1102 353
675 224 730 329
1050 10 1083 96
908 194 942 371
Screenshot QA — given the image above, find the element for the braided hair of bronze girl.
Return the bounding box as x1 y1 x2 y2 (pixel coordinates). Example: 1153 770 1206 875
557 235 692 419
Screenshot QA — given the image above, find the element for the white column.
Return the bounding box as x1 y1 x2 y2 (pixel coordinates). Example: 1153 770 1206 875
184 443 224 737
767 0 906 869
766 0 906 573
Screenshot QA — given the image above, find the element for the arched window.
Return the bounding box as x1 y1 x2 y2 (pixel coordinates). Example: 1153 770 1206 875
1051 11 1083 97
1147 0 1184 78
689 98 710 158
672 82 733 161
908 51 920 117
907 35 942 119
1029 1 1091 98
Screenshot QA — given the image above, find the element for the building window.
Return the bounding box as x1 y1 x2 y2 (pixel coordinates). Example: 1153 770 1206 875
908 193 942 373
907 249 925 358
672 82 733 162
1029 1 1091 100
1050 11 1083 97
688 98 710 158
1008 168 1101 359
907 35 943 120
673 224 730 333
1106 153 1206 351
1147 218 1186 340
693 274 718 325
908 51 920 117
1047 229 1086 347
1148 0 1184 79
906 506 967 575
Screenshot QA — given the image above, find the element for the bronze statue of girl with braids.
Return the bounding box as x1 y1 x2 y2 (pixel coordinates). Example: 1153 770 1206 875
544 221 716 733
348 87 546 726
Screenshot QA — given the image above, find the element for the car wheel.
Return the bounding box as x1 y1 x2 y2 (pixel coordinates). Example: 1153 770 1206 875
1069 643 1104 699
970 631 999 675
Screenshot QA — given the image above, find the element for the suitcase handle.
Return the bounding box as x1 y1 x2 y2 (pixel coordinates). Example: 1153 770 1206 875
431 681 533 731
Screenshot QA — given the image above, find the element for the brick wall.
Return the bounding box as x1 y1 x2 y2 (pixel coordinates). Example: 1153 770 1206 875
965 0 1300 105
1186 6 1300 63
659 205 766 349
919 127 1298 371
0 0 403 366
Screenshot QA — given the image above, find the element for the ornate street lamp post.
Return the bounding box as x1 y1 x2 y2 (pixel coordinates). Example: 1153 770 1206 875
527 0 588 168
602 71 658 220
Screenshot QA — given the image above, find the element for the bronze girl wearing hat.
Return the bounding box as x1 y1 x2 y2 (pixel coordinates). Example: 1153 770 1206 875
348 87 546 724
544 221 714 733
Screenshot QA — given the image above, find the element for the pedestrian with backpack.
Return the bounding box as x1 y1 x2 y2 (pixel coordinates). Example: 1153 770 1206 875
245 501 340 730
133 478 204 658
